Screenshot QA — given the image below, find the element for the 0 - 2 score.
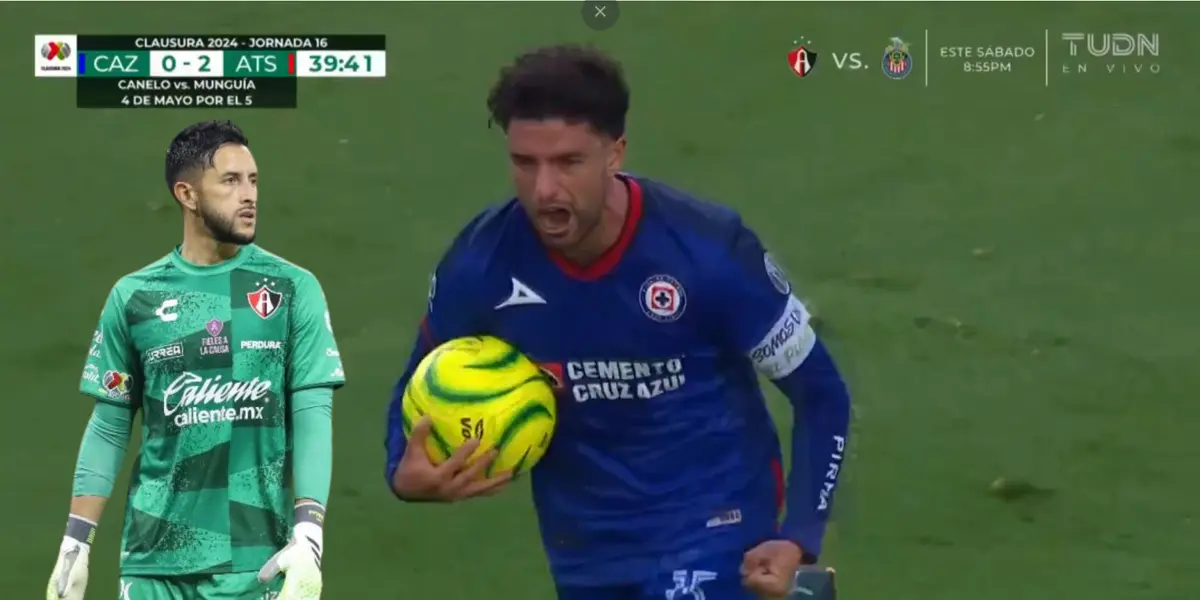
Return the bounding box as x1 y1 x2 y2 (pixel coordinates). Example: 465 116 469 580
148 50 225 77
161 54 212 74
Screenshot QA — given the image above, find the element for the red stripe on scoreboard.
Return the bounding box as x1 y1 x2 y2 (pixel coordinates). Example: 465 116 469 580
288 53 295 74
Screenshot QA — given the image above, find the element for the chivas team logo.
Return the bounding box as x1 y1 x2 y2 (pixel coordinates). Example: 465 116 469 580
883 36 913 80
247 282 284 319
787 43 818 78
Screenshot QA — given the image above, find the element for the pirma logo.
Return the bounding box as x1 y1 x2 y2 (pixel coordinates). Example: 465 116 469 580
34 34 78 77
82 364 100 385
787 38 818 78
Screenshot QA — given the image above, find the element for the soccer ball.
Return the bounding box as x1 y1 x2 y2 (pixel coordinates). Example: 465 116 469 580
401 336 556 477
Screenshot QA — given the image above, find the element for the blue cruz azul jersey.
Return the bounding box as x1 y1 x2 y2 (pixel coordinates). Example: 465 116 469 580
386 175 849 586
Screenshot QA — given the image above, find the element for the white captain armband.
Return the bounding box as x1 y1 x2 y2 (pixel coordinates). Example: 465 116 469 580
747 295 816 380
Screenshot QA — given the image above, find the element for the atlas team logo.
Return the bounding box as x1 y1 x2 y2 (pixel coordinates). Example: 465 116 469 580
787 39 818 78
247 280 284 319
883 36 913 80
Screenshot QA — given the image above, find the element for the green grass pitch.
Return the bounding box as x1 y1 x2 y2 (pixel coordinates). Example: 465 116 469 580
2 2 1197 598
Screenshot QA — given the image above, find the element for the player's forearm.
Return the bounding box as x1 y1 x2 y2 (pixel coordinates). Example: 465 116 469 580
776 339 850 559
292 387 334 506
69 402 134 521
68 496 107 524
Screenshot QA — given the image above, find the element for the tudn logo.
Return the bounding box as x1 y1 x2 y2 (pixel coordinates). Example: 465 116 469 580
41 41 71 61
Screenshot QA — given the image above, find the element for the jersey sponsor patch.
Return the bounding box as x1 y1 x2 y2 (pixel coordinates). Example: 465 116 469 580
88 329 102 359
201 319 231 355
241 340 283 350
82 363 100 385
640 274 687 322
748 295 815 379
555 358 687 402
144 341 184 365
162 371 273 427
764 252 792 295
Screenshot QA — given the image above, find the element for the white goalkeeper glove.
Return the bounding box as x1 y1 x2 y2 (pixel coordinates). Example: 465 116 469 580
46 515 96 600
258 502 325 600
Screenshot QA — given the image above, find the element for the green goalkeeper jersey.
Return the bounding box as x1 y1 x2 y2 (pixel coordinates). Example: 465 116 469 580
79 244 345 576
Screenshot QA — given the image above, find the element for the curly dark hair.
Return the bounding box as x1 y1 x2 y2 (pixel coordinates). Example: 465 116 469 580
165 120 249 198
487 44 630 139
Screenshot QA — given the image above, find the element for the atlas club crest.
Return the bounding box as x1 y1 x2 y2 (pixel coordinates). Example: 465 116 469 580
787 42 818 78
247 282 284 319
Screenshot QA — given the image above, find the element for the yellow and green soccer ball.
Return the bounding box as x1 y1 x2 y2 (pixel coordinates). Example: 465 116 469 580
401 336 557 476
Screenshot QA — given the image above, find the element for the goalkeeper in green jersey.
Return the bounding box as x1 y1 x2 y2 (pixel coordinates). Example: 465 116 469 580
46 120 344 600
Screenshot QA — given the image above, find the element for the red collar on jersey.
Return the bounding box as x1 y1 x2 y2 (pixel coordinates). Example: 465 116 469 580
548 174 644 281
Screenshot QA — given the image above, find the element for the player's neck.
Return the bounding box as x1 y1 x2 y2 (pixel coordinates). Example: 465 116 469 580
180 222 242 266
559 176 630 266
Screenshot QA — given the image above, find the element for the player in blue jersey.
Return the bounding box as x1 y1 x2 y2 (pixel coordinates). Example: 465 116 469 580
385 45 851 600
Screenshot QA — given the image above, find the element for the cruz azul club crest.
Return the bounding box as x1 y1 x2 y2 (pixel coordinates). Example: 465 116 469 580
640 274 687 322
247 280 284 319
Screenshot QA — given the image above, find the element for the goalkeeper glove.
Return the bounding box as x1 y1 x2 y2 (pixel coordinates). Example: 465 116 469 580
258 502 325 600
46 515 96 600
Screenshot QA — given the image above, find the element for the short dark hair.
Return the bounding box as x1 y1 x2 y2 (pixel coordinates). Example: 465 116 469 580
487 44 629 139
165 120 249 196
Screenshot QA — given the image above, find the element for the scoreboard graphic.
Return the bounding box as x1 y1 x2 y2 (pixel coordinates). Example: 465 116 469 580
34 34 386 109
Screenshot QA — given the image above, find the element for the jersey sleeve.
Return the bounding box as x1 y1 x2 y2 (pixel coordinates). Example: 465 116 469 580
714 222 850 560
286 272 345 392
422 253 487 346
385 242 486 489
714 224 816 379
80 284 142 408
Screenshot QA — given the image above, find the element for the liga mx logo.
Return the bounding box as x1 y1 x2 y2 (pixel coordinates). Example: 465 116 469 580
882 36 913 80
41 40 71 60
35 34 78 77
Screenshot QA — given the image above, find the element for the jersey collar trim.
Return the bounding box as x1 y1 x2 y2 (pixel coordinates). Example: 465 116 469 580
548 174 643 281
169 244 255 275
